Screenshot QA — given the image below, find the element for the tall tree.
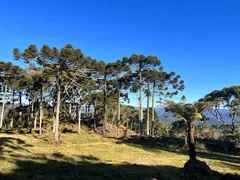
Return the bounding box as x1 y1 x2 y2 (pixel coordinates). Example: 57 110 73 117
142 67 184 136
27 69 47 134
123 54 161 135
109 68 131 134
95 60 127 135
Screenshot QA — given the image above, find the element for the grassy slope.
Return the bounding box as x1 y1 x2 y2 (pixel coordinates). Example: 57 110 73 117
0 127 239 180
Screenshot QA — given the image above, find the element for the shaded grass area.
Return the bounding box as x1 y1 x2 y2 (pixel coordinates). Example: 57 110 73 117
118 136 240 170
119 136 240 155
0 129 240 180
1 157 182 180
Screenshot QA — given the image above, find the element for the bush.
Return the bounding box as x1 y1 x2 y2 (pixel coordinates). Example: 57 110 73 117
195 126 222 140
154 121 171 137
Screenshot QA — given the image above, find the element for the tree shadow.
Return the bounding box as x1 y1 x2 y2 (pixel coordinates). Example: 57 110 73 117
62 127 78 134
221 162 240 171
0 153 234 180
116 136 240 165
197 152 240 165
0 137 32 153
0 136 239 180
116 136 185 152
198 138 240 155
0 129 15 134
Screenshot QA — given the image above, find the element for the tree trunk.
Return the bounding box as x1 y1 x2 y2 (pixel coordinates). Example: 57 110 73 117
111 111 114 127
78 104 81 134
93 98 97 129
139 70 143 135
52 106 56 133
69 102 72 115
18 91 22 124
184 134 188 147
31 96 34 119
103 72 107 136
39 88 43 135
87 105 91 118
146 82 150 136
34 109 38 131
151 82 155 136
55 84 61 143
19 91 22 106
10 89 15 128
187 121 196 161
117 124 119 138
138 99 141 133
0 85 7 128
232 119 235 135
85 104 88 116
117 91 121 137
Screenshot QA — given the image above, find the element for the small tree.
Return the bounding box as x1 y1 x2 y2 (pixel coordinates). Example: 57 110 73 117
165 101 212 175
166 101 206 160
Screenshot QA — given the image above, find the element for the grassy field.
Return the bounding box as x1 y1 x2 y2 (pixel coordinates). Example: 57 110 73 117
0 126 240 180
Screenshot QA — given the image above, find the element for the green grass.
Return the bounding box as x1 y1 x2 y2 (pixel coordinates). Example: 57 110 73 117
0 127 239 180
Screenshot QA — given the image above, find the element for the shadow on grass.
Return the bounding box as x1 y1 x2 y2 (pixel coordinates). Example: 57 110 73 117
198 139 240 155
0 137 32 153
197 152 240 165
0 154 240 180
0 129 15 134
221 162 240 172
0 160 180 180
116 136 240 165
62 128 78 134
1 154 236 180
0 136 239 180
116 136 186 153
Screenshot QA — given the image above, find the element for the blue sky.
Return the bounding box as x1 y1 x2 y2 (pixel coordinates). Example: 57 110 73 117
0 0 239 107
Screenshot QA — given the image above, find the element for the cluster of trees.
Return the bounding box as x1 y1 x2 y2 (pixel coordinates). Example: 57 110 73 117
0 44 239 173
201 86 240 136
0 44 184 143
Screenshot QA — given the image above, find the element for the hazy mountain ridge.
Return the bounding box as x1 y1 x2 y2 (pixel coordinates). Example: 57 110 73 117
155 108 239 126
136 107 239 126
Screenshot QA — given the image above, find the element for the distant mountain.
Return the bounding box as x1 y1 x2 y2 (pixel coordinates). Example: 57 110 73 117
154 108 239 127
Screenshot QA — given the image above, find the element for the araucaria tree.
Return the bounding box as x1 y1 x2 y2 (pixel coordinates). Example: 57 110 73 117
13 44 93 143
142 67 184 136
94 60 129 135
123 54 160 135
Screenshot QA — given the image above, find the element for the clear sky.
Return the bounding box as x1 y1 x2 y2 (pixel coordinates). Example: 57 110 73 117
0 0 239 107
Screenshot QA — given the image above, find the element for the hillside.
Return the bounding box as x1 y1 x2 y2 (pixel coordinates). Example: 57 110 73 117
0 125 239 180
